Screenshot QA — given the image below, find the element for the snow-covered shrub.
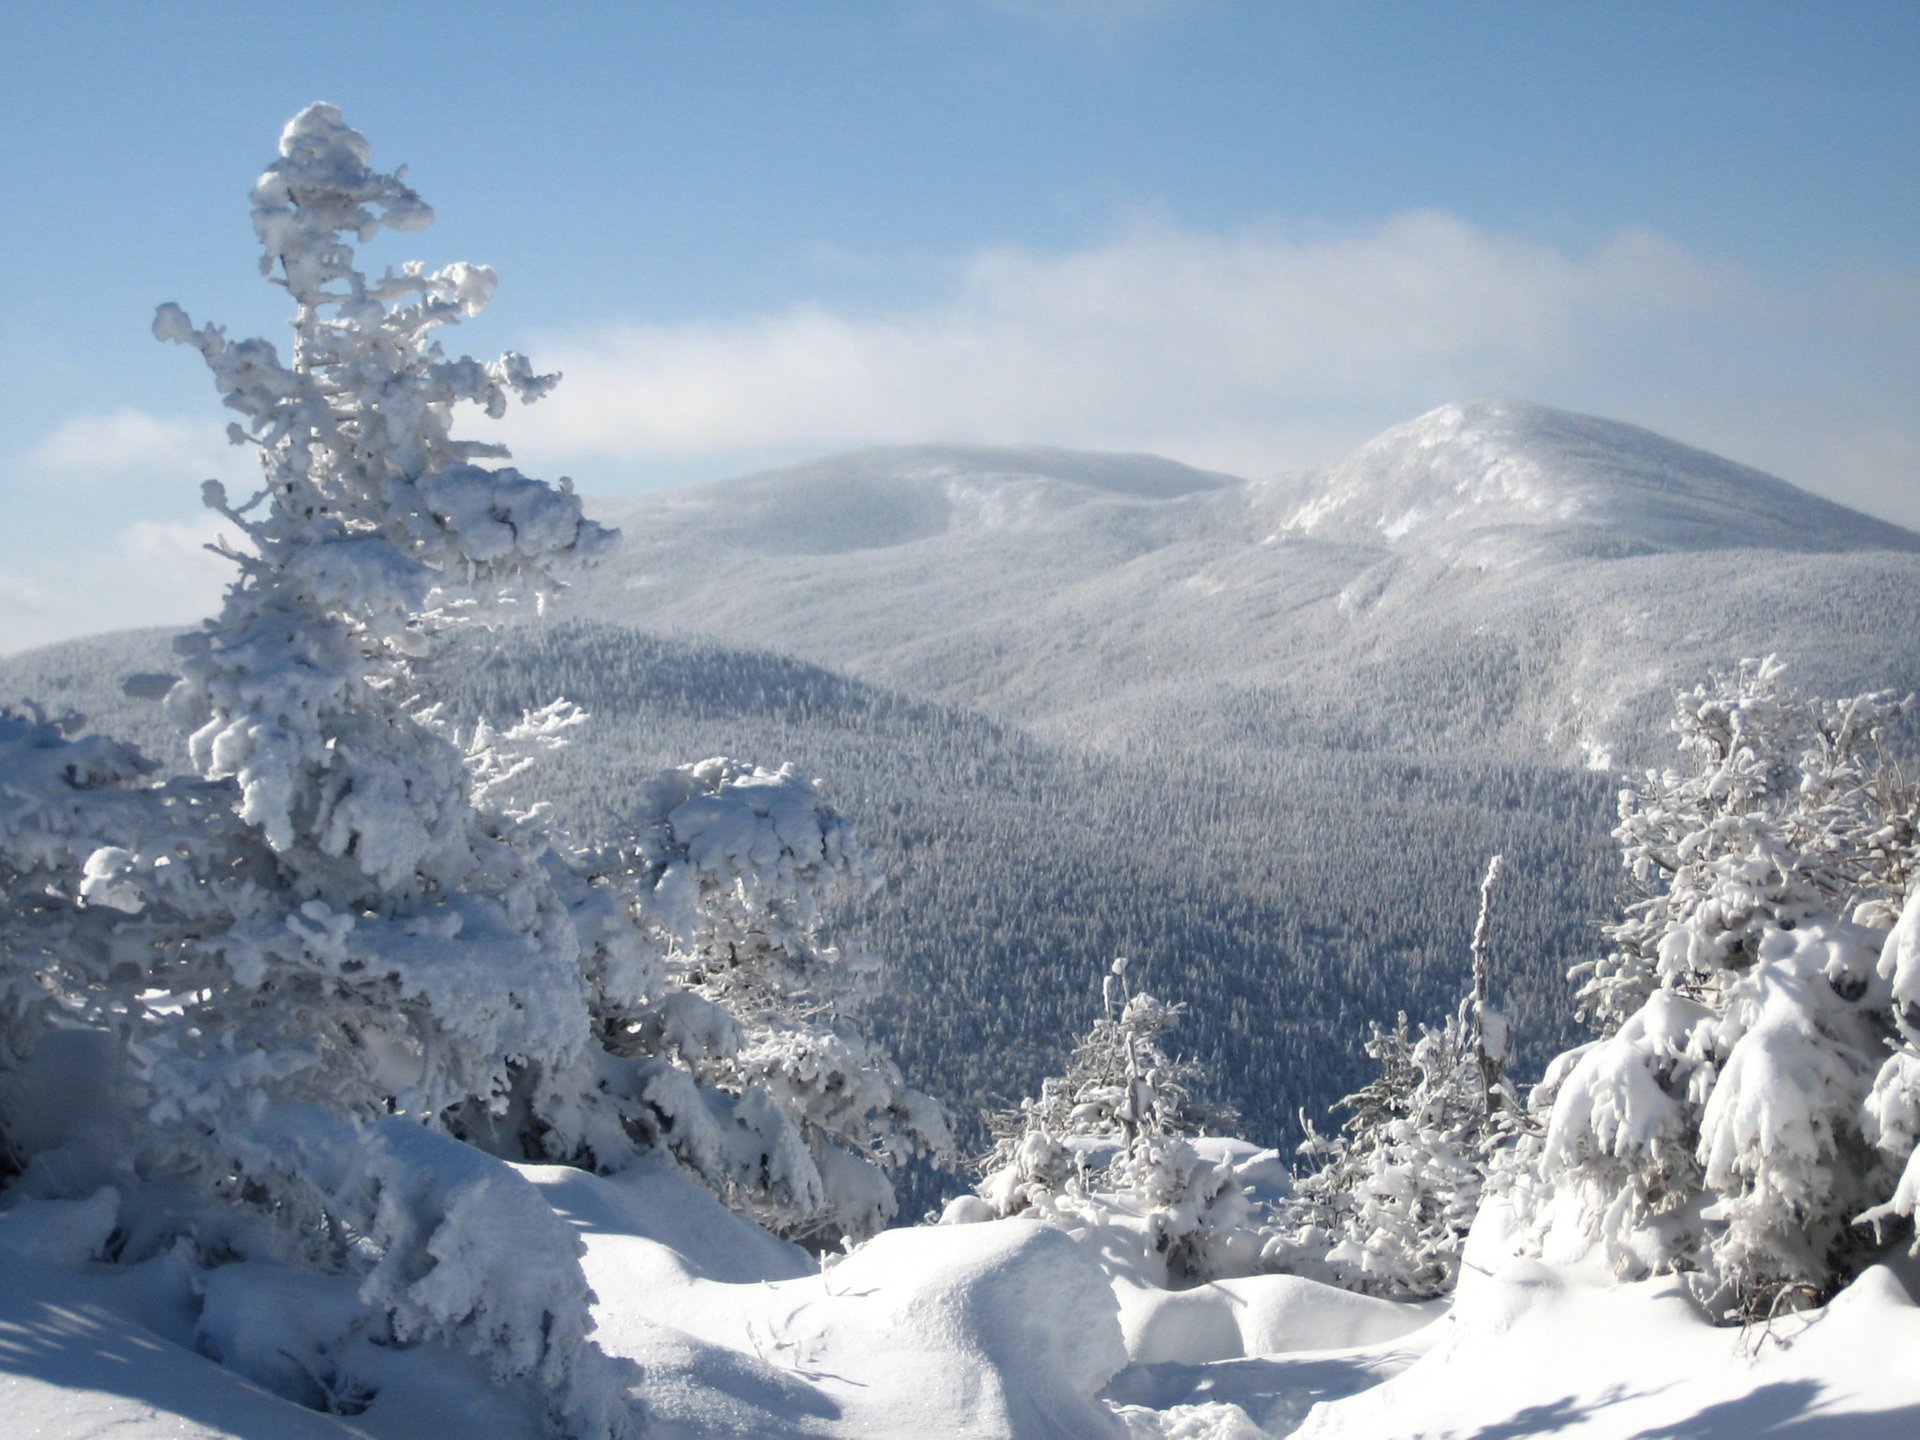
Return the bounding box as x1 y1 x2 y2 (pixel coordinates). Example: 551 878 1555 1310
982 957 1228 1173
0 704 164 1180
218 1103 641 1435
1277 1011 1506 1297
1514 660 1920 1319
1860 899 1920 1244
965 959 1258 1284
1273 856 1521 1298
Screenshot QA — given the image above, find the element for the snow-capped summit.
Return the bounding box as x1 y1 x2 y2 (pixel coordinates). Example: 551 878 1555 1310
596 444 1239 557
1265 400 1920 558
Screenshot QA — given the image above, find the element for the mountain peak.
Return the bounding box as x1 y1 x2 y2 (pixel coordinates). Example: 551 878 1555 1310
596 443 1242 557
1270 400 1920 558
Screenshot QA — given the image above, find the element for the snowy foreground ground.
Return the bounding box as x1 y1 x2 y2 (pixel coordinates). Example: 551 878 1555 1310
3 1153 1917 1440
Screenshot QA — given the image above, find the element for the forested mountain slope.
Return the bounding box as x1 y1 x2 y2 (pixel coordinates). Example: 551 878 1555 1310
0 621 1619 1193
8 401 1915 1191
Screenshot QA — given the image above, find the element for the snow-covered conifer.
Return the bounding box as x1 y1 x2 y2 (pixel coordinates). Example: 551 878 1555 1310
983 957 1226 1171
101 104 614 1171
969 959 1254 1282
572 757 952 1244
0 103 946 1429
1275 857 1521 1298
1518 661 1920 1319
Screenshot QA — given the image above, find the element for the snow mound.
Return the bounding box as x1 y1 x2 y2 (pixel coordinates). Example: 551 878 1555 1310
1295 1201 1920 1437
809 1219 1130 1438
536 1163 1126 1438
0 1248 374 1439
1118 1272 1440 1366
0 1187 119 1268
529 1154 816 1287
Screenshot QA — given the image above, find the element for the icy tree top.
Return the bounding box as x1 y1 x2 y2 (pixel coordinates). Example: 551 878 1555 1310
153 104 615 876
250 102 436 296
155 102 613 601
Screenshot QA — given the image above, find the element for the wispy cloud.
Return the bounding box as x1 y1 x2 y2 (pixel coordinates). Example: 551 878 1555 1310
498 212 1739 468
0 516 239 657
496 211 1917 529
2 405 261 652
120 516 242 578
25 408 239 482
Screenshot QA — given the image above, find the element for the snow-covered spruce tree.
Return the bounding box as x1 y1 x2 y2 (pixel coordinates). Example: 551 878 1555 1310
0 104 942 1431
0 101 650 1436
1275 856 1521 1298
964 959 1255 1283
130 103 613 1162
141 103 945 1252
565 756 953 1246
1516 660 1920 1320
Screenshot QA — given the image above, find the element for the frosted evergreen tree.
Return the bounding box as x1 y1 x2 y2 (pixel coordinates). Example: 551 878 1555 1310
134 103 616 1145
0 103 947 1431
1517 660 1920 1320
978 958 1224 1203
573 756 953 1245
141 102 945 1250
1277 856 1520 1298
968 959 1253 1282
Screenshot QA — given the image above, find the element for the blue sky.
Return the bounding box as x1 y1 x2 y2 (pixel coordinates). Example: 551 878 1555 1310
2 1 1916 652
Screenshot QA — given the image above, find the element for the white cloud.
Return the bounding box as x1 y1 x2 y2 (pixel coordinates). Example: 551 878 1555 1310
498 212 1740 464
2 409 258 652
0 517 239 657
25 408 239 481
120 516 242 574
0 574 51 617
494 211 1918 529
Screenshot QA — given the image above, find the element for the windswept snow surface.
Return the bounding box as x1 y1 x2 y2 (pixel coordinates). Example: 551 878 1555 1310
1289 1201 1920 1439
529 1157 1130 1439
7 1175 1919 1438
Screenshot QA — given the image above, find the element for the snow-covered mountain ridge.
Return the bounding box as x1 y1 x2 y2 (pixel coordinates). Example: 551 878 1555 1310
600 400 1919 571
570 401 1920 767
621 443 1241 557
